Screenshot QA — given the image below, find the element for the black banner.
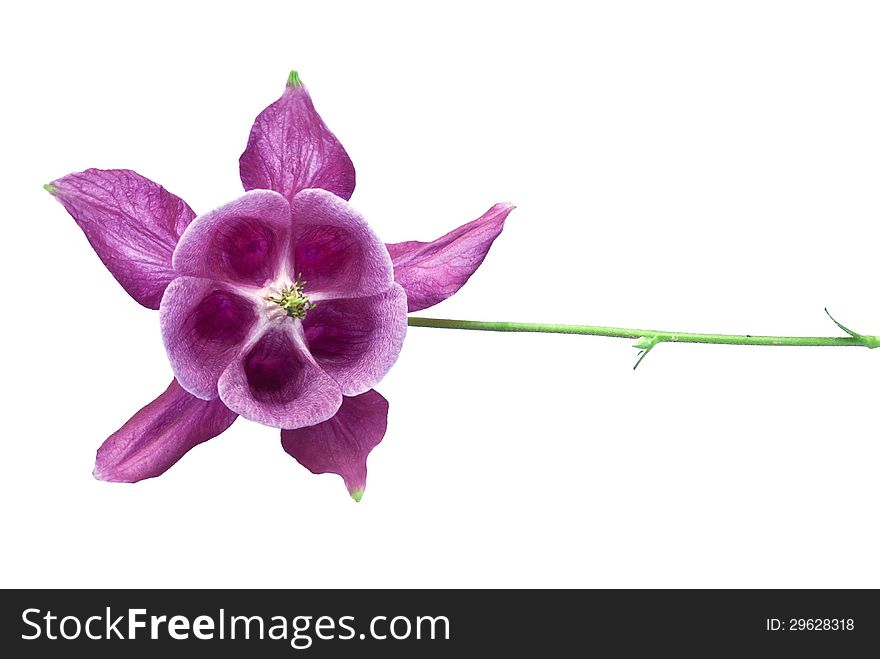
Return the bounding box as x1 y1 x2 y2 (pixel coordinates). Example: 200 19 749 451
1 589 876 656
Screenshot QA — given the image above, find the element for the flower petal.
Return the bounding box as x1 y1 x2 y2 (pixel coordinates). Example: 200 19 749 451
94 379 237 483
240 71 356 203
387 203 514 312
47 169 195 309
172 190 291 288
281 389 388 501
290 188 394 299
303 284 407 396
160 277 260 400
218 324 342 429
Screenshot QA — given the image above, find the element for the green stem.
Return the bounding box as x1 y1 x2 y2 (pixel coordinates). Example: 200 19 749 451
407 312 880 368
408 317 870 347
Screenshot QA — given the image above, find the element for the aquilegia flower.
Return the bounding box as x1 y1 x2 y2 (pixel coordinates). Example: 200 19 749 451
47 70 513 500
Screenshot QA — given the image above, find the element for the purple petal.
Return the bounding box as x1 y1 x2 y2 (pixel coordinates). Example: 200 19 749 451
387 203 514 312
290 189 394 299
173 190 291 287
240 71 356 203
47 169 195 309
94 379 237 483
281 389 388 501
303 284 407 396
218 324 342 429
160 277 259 400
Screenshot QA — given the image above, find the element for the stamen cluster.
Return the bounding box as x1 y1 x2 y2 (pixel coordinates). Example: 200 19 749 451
266 274 315 319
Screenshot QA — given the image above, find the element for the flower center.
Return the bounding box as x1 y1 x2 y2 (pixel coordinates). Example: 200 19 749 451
266 274 315 319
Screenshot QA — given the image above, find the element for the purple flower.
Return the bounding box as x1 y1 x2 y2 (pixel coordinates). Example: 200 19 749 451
47 71 513 500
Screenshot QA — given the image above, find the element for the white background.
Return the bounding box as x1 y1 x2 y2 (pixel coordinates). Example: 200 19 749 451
2 1 879 588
